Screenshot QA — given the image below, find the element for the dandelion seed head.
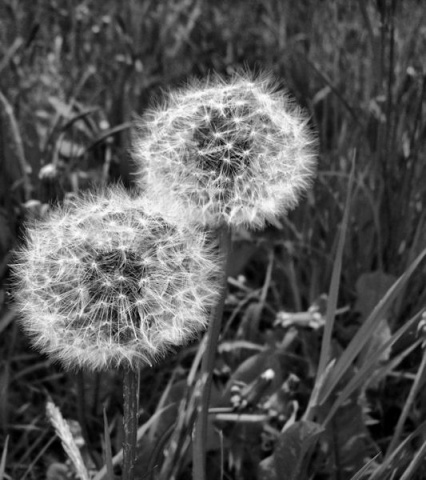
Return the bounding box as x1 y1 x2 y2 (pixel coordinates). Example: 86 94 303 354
13 187 220 371
135 71 317 229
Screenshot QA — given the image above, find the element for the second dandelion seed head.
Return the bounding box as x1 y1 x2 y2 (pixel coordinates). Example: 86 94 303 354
14 188 220 371
135 72 318 229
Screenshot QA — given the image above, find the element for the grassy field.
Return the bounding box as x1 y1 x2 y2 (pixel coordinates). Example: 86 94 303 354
1 1 426 479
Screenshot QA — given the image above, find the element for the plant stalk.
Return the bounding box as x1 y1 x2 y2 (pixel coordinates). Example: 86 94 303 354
193 225 232 480
122 368 140 480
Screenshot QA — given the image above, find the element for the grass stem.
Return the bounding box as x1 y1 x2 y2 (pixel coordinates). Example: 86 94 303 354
386 347 426 457
193 225 232 480
122 368 140 480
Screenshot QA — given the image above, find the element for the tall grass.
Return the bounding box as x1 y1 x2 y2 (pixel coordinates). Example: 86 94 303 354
1 0 425 479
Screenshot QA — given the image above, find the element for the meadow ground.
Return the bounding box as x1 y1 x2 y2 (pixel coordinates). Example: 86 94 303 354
0 1 426 479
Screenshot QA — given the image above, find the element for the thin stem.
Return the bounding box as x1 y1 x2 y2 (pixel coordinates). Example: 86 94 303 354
122 368 140 480
76 371 89 443
386 348 426 457
193 225 232 480
76 371 101 469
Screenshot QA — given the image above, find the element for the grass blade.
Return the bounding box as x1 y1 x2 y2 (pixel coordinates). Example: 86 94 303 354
348 453 380 480
93 404 174 480
317 154 355 378
324 310 422 424
103 407 115 480
0 436 9 480
400 438 426 480
305 153 355 419
368 421 426 480
193 225 232 480
386 344 426 456
319 248 426 405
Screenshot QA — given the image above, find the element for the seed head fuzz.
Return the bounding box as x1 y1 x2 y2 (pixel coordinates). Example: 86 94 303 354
14 187 220 371
135 71 317 229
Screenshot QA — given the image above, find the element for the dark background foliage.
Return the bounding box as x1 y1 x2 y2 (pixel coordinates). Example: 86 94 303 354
0 1 425 479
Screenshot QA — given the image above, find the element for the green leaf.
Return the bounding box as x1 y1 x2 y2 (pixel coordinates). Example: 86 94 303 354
318 248 426 405
354 271 397 319
355 271 397 365
223 350 283 404
258 421 324 480
93 404 174 480
0 90 31 203
316 155 355 380
324 310 422 424
323 391 378 478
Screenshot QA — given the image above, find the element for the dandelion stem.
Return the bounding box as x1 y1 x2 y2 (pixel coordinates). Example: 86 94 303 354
122 368 140 480
193 225 232 480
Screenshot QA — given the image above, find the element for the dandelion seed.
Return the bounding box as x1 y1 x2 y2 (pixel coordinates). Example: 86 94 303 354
135 71 317 229
13 187 220 371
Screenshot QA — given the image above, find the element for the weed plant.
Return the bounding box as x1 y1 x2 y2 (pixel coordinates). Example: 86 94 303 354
0 1 426 479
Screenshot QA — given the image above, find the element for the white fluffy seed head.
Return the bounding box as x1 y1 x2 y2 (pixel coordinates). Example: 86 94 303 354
134 71 318 229
13 187 220 371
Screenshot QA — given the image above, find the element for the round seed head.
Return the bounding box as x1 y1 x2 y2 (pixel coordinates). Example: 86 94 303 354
134 71 317 229
13 187 220 371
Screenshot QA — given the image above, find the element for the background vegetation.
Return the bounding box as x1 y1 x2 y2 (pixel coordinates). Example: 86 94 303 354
0 0 425 479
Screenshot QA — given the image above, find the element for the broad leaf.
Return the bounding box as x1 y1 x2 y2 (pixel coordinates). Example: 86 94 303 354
355 271 397 365
258 420 323 480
